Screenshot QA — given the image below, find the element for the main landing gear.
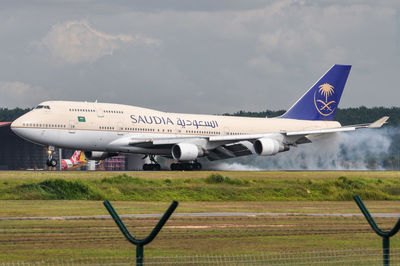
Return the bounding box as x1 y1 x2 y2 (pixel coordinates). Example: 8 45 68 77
142 155 161 171
170 162 202 171
46 146 57 167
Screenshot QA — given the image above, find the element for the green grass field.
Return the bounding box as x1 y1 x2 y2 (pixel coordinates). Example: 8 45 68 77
0 171 400 201
0 171 400 262
2 170 400 180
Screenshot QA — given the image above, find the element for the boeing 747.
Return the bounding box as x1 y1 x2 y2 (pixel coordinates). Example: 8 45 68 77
11 65 388 170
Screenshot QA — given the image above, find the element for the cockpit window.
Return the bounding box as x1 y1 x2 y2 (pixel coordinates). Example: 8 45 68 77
35 105 50 109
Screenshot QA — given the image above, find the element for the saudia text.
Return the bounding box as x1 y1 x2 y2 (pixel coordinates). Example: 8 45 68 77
130 115 219 129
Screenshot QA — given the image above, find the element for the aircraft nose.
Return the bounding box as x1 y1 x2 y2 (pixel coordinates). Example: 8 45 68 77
11 119 21 135
11 114 23 128
10 115 27 137
11 119 18 131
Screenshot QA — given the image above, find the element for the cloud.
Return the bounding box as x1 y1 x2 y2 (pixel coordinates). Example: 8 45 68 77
40 20 160 64
0 2 400 111
0 81 48 108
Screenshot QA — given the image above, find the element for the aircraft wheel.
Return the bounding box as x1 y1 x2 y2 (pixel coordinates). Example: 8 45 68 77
47 159 57 167
143 164 150 171
50 159 57 167
183 163 193 171
144 163 161 171
170 163 177 171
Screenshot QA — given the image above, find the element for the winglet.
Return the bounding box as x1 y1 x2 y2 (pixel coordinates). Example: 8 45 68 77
368 116 389 128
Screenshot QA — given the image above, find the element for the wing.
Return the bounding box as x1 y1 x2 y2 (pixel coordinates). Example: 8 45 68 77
208 116 389 144
111 116 388 161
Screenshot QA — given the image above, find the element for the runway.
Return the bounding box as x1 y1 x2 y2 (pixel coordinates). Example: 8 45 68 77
1 212 399 221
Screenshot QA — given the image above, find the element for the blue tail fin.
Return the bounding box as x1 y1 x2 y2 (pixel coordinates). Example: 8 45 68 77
281 64 351 120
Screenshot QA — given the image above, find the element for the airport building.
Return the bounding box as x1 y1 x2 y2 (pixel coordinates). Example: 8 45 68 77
0 123 144 170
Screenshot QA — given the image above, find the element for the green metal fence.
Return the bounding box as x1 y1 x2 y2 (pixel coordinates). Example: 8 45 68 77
2 248 400 265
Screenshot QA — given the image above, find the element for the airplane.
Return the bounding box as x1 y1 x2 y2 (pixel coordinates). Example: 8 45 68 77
60 150 87 170
10 64 388 171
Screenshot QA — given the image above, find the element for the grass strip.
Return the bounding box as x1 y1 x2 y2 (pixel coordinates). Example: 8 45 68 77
0 173 400 201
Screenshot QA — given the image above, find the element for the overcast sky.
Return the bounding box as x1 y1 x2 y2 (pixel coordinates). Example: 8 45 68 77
0 0 399 114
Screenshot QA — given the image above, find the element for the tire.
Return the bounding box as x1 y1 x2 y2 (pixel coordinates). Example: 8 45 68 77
183 163 193 171
154 164 161 171
50 159 57 167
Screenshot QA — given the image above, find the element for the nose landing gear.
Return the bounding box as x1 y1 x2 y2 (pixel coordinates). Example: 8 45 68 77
46 146 57 167
46 159 57 167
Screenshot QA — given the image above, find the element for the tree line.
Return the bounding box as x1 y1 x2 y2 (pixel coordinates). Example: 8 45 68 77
0 108 31 122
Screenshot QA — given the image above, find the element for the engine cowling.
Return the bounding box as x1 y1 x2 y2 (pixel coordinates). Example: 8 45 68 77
254 138 284 156
172 143 203 161
84 151 117 160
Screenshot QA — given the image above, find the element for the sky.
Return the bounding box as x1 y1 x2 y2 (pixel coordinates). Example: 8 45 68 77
0 0 399 114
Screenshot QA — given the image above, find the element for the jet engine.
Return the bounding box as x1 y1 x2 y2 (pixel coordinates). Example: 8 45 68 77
172 143 204 161
254 138 287 156
83 151 117 160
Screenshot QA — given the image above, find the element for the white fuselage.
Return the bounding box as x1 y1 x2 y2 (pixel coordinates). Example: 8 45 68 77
11 101 340 156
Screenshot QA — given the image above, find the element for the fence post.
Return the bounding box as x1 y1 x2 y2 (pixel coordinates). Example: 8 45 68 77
353 195 400 266
104 200 178 266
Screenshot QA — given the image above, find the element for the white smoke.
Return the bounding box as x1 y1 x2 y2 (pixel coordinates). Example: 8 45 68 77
205 128 394 170
203 162 262 171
